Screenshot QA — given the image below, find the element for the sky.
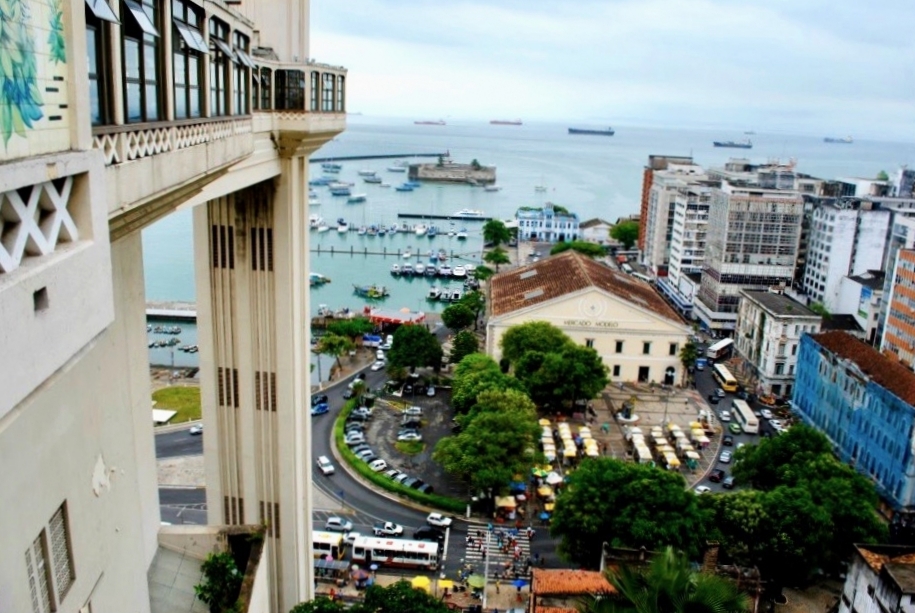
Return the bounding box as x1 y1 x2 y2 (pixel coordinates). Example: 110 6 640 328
309 0 915 140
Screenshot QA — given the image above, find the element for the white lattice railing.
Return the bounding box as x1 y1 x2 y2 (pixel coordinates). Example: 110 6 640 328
0 176 77 274
92 117 253 166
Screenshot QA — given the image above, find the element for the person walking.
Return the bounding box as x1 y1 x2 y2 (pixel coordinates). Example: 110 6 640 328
495 579 501 594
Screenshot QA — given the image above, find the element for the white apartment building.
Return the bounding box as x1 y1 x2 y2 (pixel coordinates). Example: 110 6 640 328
836 271 885 345
734 291 821 397
801 202 890 311
580 218 613 244
839 545 915 613
0 1 345 612
695 178 804 334
640 163 705 275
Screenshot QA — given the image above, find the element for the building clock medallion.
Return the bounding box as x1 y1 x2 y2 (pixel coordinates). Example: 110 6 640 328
564 297 619 328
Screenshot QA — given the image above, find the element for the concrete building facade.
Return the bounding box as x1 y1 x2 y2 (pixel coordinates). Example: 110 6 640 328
838 545 915 613
837 271 885 345
580 218 612 244
793 332 915 510
883 250 915 368
734 291 821 397
486 251 691 386
637 155 694 252
640 162 705 276
0 1 345 611
516 203 581 242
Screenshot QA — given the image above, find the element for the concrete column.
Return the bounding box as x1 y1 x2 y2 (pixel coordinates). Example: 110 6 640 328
110 1 125 125
162 0 175 121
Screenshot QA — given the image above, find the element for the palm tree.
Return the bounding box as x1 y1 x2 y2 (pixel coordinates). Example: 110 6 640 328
484 247 511 272
482 220 511 247
679 341 699 385
578 548 751 613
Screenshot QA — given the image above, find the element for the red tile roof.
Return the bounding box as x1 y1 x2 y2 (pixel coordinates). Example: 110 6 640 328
811 331 915 406
531 568 615 596
535 607 578 613
490 251 682 323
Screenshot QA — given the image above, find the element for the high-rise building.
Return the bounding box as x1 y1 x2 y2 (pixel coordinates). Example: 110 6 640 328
640 162 705 276
694 177 804 334
0 1 345 611
882 250 915 368
637 155 693 252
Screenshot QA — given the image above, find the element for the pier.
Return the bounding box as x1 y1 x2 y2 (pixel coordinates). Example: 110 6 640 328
310 245 481 262
311 153 447 163
396 213 493 221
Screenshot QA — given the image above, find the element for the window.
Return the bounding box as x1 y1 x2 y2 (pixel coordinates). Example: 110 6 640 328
669 343 678 356
322 72 335 111
171 0 205 119
615 340 623 354
232 31 252 114
643 342 651 355
585 338 594 349
613 365 621 377
775 363 785 375
85 2 117 125
48 503 74 599
25 532 52 613
122 0 161 123
336 75 345 112
259 68 272 110
208 17 231 116
275 69 304 110
310 71 319 111
25 502 74 613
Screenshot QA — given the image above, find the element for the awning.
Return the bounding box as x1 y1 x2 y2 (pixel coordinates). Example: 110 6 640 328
314 559 350 571
494 496 516 508
537 486 554 497
211 37 236 61
173 19 208 53
234 47 256 68
123 0 159 36
85 0 119 23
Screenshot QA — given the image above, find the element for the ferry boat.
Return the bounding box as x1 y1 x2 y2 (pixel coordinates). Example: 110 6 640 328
452 265 467 278
347 193 367 204
390 263 401 275
353 284 389 299
713 139 753 149
824 136 853 144
363 175 383 184
490 119 522 126
427 286 442 300
414 224 428 236
452 208 486 219
414 120 446 126
568 127 615 136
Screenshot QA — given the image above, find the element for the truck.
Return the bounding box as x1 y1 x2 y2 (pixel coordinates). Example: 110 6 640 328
373 521 404 537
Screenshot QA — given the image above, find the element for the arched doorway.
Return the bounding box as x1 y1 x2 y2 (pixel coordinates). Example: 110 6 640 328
664 367 676 386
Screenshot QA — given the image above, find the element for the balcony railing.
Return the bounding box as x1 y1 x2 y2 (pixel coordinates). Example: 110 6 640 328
92 116 253 166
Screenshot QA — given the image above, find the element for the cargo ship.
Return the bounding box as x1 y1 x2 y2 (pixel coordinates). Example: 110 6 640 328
414 120 446 126
568 127 615 136
491 119 522 126
713 139 753 149
824 136 853 144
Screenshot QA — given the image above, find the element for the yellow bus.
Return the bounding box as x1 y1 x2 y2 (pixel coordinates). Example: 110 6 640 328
732 399 759 434
711 364 738 393
313 530 345 560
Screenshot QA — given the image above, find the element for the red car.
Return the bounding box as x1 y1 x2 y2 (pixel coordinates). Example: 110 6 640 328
709 469 726 483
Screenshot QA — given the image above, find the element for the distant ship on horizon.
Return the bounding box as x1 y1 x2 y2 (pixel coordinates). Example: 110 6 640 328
415 120 446 126
713 139 753 149
491 119 522 126
568 127 615 136
824 136 853 144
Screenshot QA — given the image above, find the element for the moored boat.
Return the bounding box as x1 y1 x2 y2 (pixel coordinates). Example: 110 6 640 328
330 186 351 196
452 208 485 218
391 263 401 275
363 175 383 184
456 228 468 240
395 183 414 192
402 263 414 275
310 272 331 286
414 224 428 236
427 286 442 300
357 169 377 176
353 284 390 299
568 127 615 136
415 263 426 275
452 265 467 278
347 193 367 203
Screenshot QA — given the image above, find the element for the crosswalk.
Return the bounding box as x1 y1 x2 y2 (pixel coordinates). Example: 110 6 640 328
461 529 534 576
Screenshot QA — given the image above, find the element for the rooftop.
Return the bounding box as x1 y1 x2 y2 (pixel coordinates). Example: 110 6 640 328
531 568 615 596
812 332 915 405
741 291 819 318
490 251 681 322
580 218 612 229
820 314 864 334
848 270 886 291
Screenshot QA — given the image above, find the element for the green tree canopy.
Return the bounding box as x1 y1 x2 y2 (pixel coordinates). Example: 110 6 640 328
451 354 525 413
449 330 479 365
290 581 452 613
578 547 751 613
458 290 486 329
877 170 890 181
731 424 835 490
482 219 511 246
388 325 443 373
313 333 355 370
514 344 607 409
441 303 475 331
325 317 375 340
473 265 495 280
433 389 540 492
290 597 347 613
610 220 639 250
484 247 511 272
678 341 699 383
551 458 709 565
195 551 243 613
500 321 574 366
550 240 606 258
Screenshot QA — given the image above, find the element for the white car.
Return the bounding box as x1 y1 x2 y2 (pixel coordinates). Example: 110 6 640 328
426 386 435 397
189 424 203 435
404 406 423 417
376 349 386 360
769 419 783 428
719 450 733 464
380 342 392 351
397 431 422 442
325 516 353 532
316 455 335 475
694 485 712 494
370 360 386 371
760 409 774 420
426 513 453 528
368 458 388 472
718 411 731 422
344 432 365 446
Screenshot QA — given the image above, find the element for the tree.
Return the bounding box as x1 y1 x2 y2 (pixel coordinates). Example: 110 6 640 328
482 219 511 247
484 247 511 272
325 317 374 341
678 341 699 384
195 551 243 613
458 290 486 329
473 265 495 280
578 547 751 613
610 220 639 250
433 389 540 492
809 302 830 317
290 597 346 613
313 333 355 371
550 240 605 258
354 580 452 613
551 458 709 565
450 330 479 364
388 325 443 373
731 424 834 490
514 345 607 410
500 321 573 366
877 170 890 181
441 303 475 331
451 354 525 413
471 159 482 170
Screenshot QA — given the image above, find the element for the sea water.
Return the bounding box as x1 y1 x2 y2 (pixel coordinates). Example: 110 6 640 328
142 117 915 372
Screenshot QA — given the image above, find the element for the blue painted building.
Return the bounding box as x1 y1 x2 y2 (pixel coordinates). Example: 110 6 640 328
516 203 580 243
793 331 915 510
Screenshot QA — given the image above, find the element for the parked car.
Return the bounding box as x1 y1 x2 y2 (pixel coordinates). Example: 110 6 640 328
722 476 736 489
344 422 364 433
398 431 422 442
355 448 375 460
376 349 386 360
722 435 734 446
402 477 420 488
352 407 373 419
311 403 329 416
342 389 355 400
370 360 386 371
426 513 453 528
325 517 353 532
311 394 329 406
769 419 784 428
368 459 388 472
709 469 726 483
719 450 733 464
414 526 445 543
409 479 426 490
379 342 392 351
694 485 712 494
373 521 404 537
189 424 203 435
404 406 423 417
426 386 436 397
383 469 401 480
345 432 366 446
417 483 434 494
393 473 410 484
760 409 774 420
718 410 731 422
350 443 370 455
715 388 727 398
707 394 720 405
316 455 335 475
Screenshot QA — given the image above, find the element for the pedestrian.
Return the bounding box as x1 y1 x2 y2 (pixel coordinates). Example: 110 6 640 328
495 579 501 594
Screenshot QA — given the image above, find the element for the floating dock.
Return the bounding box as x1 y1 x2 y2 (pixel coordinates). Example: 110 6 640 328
146 302 198 322
397 213 493 221
311 153 447 163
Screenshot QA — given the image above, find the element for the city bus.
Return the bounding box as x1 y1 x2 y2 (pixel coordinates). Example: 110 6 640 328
313 530 345 560
351 536 439 570
706 338 734 360
732 399 759 434
711 363 738 393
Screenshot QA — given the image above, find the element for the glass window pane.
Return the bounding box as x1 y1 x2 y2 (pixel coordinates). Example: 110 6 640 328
174 85 187 118
188 55 199 86
124 38 141 79
146 83 159 119
189 86 200 117
173 52 185 85
86 27 98 74
144 42 158 84
89 78 102 125
126 82 142 121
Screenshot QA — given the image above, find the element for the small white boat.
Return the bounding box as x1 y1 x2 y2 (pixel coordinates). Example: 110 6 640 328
358 169 376 176
380 182 391 188
453 265 467 278
449 287 464 301
309 214 323 228
439 264 452 276
387 165 407 172
415 263 426 275
534 185 547 193
456 228 468 240
347 193 367 204
391 264 401 275
317 223 329 233
357 226 367 235
402 248 413 259
402 263 414 275
309 198 321 206
484 185 501 192
427 286 442 300
414 224 428 236
337 222 349 233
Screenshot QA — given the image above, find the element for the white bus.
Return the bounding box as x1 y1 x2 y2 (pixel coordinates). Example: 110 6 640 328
732 399 759 434
706 338 734 360
351 536 439 570
313 530 345 560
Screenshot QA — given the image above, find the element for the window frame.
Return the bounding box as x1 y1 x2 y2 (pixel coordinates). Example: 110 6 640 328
231 31 251 115
208 17 231 116
171 0 205 119
86 4 115 126
121 0 162 124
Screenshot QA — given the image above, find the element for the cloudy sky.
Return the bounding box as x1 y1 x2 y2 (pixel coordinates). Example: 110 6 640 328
309 0 915 139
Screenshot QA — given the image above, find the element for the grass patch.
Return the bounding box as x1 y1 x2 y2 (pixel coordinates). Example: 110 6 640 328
335 401 465 514
395 441 425 455
153 386 201 424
